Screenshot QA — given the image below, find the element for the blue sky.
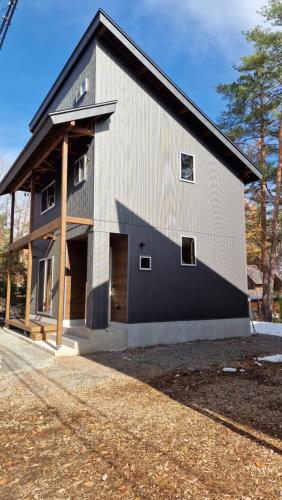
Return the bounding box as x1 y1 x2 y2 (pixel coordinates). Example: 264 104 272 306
0 0 266 171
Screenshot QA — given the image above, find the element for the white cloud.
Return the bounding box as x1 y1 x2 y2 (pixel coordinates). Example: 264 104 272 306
137 0 266 58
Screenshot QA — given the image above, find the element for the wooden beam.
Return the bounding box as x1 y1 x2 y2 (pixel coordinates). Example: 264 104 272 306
10 217 61 251
56 134 69 346
10 215 92 252
42 159 55 169
5 192 15 321
42 233 56 240
13 129 68 192
14 170 32 193
68 126 94 137
66 216 93 226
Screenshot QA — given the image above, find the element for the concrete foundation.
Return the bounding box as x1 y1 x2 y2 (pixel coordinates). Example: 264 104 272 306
4 317 250 356
110 317 250 349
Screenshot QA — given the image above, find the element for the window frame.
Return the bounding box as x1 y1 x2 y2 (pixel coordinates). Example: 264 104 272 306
180 235 197 267
36 257 54 316
179 152 195 184
74 154 87 187
139 255 152 271
40 180 56 215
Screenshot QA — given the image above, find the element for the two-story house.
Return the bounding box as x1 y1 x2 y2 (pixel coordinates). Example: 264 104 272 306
0 10 262 351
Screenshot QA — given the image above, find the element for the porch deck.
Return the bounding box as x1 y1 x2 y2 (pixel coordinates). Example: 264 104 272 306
5 319 56 341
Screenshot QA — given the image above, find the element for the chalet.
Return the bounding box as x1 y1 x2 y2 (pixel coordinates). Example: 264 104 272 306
0 10 262 351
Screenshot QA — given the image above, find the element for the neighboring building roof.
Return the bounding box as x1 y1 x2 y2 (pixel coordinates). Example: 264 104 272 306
27 9 261 184
247 265 263 286
0 101 116 195
248 289 263 300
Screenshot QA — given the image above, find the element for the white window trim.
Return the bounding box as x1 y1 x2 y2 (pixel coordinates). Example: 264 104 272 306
74 154 87 187
180 235 197 267
40 180 56 215
179 152 195 184
36 257 54 316
139 255 152 271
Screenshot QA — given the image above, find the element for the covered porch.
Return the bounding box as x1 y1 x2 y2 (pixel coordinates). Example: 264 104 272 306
1 101 116 346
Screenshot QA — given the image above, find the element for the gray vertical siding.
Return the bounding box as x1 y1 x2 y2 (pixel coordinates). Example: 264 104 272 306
30 34 249 327
34 41 96 128
29 39 96 321
91 38 248 327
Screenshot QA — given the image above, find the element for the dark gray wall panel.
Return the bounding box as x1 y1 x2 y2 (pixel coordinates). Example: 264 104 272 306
92 39 249 326
126 225 248 323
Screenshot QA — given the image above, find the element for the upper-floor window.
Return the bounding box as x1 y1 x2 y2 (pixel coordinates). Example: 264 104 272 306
180 153 195 183
75 78 88 103
41 181 55 214
74 155 87 186
181 236 196 266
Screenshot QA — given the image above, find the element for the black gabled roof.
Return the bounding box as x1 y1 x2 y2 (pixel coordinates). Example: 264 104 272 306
28 10 261 183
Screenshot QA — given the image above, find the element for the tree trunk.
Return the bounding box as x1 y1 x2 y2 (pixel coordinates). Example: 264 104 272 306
258 89 269 320
263 113 282 321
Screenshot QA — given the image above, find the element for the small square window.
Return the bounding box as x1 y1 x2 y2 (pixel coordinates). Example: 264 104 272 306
181 237 196 266
180 153 195 182
139 256 151 271
41 181 55 214
74 155 87 186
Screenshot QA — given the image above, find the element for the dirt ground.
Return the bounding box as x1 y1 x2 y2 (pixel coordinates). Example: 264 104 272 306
0 330 281 499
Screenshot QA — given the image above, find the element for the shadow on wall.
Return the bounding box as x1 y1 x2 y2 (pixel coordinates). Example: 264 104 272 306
87 201 248 329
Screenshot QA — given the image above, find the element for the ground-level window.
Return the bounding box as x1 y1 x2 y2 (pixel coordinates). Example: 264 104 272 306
181 237 196 266
74 155 87 186
180 153 195 183
41 181 55 214
139 255 152 271
37 258 53 315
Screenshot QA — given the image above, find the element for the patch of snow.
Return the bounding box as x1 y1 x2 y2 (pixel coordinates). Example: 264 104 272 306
240 369 245 372
222 367 237 373
257 354 282 363
254 361 262 366
251 321 282 337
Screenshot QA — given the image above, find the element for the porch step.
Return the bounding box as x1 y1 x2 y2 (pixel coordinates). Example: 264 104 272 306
5 319 56 340
48 326 128 354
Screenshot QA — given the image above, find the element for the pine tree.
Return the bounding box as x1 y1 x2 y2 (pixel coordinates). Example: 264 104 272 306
217 0 282 321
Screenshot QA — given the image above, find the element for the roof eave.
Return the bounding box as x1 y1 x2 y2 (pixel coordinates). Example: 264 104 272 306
0 101 117 196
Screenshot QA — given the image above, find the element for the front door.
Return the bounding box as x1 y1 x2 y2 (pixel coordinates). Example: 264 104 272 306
65 239 87 322
110 234 128 322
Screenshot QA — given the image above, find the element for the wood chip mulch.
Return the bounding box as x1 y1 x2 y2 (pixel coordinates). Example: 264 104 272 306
0 354 281 499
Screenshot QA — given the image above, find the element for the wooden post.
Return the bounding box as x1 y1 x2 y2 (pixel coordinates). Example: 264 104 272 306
56 134 68 346
5 192 15 322
25 174 35 326
25 243 32 326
